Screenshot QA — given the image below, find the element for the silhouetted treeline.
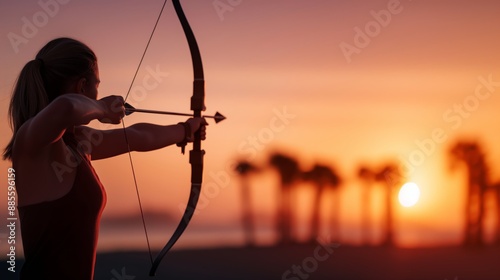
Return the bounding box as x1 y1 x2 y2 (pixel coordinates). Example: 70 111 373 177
233 138 500 248
233 153 405 247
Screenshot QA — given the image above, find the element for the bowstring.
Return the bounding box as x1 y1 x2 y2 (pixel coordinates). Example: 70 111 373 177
121 0 168 266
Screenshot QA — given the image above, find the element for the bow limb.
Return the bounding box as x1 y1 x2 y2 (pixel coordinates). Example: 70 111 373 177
149 0 205 276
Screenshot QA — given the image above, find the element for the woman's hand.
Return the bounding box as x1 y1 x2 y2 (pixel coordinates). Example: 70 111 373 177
185 117 208 141
98 95 125 124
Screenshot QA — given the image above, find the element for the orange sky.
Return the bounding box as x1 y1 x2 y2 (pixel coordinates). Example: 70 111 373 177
1 0 500 250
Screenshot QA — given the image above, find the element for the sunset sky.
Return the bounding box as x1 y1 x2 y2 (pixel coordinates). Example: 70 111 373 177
1 0 500 251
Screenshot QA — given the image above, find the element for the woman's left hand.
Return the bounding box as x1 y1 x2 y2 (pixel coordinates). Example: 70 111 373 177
185 117 208 141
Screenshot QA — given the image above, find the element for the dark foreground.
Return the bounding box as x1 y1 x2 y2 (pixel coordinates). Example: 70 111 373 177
2 245 500 279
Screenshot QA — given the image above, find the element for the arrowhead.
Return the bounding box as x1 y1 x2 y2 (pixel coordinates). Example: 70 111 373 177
124 102 135 116
214 112 226 123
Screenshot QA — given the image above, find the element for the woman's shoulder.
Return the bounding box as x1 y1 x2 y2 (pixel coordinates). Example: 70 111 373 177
12 118 33 155
13 118 69 160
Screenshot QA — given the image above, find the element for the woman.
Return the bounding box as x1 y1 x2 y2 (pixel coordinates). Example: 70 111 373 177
3 37 206 279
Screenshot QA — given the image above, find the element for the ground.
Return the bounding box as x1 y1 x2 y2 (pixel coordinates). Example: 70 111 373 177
2 245 499 279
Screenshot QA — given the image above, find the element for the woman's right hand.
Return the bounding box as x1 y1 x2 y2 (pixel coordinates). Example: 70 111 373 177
98 95 125 124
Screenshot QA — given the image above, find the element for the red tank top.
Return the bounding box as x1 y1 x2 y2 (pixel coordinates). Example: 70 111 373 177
18 131 106 280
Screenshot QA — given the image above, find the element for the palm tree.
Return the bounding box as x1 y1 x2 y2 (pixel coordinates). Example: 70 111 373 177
269 153 301 245
357 165 376 245
375 162 404 247
234 160 260 246
303 164 342 243
449 141 489 246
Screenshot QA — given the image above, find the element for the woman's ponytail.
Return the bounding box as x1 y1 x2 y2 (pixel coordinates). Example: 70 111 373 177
3 59 48 160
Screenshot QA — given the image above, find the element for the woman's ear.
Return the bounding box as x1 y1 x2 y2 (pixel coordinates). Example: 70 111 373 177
76 77 87 94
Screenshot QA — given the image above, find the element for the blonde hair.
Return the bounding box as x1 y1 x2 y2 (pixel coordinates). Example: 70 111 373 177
3 38 97 160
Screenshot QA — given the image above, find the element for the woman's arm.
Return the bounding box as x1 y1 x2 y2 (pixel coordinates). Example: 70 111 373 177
86 118 207 160
19 94 124 156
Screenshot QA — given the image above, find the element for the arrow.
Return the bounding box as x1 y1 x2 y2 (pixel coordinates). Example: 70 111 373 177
124 103 226 123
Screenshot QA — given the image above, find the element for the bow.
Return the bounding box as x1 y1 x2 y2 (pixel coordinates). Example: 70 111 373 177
120 0 210 276
149 0 205 275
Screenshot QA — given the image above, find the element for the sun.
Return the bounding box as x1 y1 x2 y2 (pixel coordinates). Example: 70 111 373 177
398 182 420 207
